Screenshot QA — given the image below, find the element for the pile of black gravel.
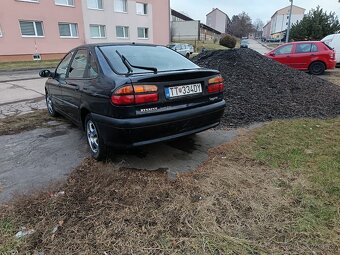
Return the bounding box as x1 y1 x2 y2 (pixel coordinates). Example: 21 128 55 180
193 49 340 127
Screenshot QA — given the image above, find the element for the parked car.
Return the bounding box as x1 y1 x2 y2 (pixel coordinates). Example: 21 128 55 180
265 41 336 75
240 39 249 48
321 33 340 64
39 43 226 160
167 43 193 58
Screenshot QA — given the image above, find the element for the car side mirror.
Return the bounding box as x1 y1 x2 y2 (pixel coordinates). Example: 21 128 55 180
269 52 275 56
39 69 54 78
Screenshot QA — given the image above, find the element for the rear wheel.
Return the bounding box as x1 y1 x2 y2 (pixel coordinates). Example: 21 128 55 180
85 114 107 161
186 53 190 58
309 61 325 75
45 92 58 117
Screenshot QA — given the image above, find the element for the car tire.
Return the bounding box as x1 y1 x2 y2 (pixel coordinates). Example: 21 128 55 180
309 61 325 75
186 53 190 58
85 114 107 161
45 92 58 117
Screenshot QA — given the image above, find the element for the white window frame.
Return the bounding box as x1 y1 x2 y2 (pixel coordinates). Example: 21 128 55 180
0 25 2 37
89 24 106 38
19 20 44 37
87 0 103 10
137 27 149 39
116 26 129 39
59 23 79 38
54 0 74 7
114 0 127 13
136 2 147 15
16 0 39 3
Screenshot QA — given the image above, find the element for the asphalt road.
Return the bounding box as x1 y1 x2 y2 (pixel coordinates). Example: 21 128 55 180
247 39 270 55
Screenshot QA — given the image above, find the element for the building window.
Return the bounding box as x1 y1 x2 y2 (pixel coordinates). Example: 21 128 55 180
136 2 147 15
116 26 129 38
59 23 78 38
114 0 127 13
90 24 106 38
137 27 149 39
55 0 74 6
19 21 44 37
87 0 103 10
17 0 39 3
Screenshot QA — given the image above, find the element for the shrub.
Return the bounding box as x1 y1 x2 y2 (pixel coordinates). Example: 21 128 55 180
219 34 237 48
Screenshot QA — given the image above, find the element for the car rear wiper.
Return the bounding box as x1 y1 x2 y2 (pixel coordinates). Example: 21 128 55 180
115 50 158 74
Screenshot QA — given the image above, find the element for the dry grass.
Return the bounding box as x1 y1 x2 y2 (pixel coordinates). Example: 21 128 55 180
0 110 62 136
1 119 339 254
0 60 59 72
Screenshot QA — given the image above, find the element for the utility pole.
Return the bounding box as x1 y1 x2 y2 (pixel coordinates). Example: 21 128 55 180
286 0 293 43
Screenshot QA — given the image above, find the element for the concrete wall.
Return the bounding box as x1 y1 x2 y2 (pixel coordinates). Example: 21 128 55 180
171 21 199 41
0 0 85 59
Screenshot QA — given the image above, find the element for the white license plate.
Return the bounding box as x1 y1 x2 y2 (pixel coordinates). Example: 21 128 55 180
165 83 202 98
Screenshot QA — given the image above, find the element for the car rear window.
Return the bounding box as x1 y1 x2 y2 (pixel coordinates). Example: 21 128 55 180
99 45 198 74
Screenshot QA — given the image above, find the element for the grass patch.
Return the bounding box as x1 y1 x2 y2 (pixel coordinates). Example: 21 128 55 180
172 39 240 53
0 110 62 135
0 60 59 72
0 218 20 255
0 118 339 254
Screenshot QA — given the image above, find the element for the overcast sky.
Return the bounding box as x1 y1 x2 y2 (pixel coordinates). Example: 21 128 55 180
170 0 340 24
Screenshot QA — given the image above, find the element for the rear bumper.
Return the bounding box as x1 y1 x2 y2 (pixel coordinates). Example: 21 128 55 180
92 100 226 148
327 60 337 69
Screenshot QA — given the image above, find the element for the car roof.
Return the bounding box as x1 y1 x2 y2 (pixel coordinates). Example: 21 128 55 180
290 41 322 44
72 43 163 51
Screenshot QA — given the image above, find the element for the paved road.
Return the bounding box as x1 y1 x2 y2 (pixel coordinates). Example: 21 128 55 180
0 121 240 203
247 39 271 55
0 70 46 117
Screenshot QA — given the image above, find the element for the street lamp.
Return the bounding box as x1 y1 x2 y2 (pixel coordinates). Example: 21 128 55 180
286 0 293 42
286 0 339 41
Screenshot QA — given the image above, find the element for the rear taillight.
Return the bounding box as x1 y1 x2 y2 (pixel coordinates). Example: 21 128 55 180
111 84 159 105
208 75 224 93
331 51 336 60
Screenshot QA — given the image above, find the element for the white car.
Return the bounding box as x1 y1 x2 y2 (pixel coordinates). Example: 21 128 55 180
321 34 340 64
167 43 193 58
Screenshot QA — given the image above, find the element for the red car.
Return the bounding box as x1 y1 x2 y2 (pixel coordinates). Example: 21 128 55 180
265 41 336 75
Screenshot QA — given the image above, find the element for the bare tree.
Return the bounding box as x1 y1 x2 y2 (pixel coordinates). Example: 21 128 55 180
253 19 264 32
227 12 254 38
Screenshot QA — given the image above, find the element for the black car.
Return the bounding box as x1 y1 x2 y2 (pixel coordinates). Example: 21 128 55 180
40 43 226 160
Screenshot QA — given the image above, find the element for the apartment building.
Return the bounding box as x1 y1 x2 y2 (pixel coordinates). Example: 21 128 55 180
270 5 305 39
206 8 230 34
82 0 170 45
262 21 271 40
0 0 170 62
0 0 85 62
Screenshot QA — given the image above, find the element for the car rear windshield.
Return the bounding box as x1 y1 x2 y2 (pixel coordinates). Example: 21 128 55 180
99 45 199 74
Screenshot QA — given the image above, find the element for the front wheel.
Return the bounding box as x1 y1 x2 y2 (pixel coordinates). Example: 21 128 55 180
46 92 58 117
309 61 325 75
85 114 107 161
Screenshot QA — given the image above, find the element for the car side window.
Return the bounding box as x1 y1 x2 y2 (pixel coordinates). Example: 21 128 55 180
56 52 74 80
275 44 293 55
89 53 99 78
311 44 318 52
68 49 89 79
296 43 312 53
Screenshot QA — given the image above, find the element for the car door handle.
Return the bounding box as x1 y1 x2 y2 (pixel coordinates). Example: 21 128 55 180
67 83 79 91
310 54 315 56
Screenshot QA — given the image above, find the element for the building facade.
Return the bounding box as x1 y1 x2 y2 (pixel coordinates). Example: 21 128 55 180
0 0 85 62
171 9 221 42
262 21 271 40
206 8 230 34
270 5 305 40
82 0 170 45
0 0 170 62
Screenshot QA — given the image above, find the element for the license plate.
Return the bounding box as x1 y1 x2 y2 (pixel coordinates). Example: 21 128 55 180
165 83 202 98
